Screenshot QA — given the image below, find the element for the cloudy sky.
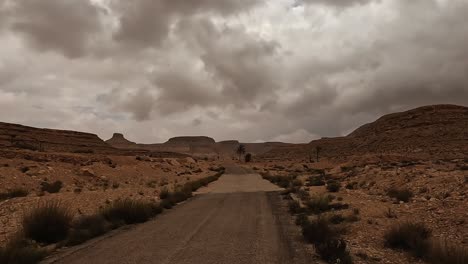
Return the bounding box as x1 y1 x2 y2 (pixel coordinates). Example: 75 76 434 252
0 0 467 143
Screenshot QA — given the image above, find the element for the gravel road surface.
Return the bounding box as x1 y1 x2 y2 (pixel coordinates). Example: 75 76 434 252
45 165 313 264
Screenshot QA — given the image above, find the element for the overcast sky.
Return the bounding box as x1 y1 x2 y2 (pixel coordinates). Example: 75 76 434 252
0 0 467 143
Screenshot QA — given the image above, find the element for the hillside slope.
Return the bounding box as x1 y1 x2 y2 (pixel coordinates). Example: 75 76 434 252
262 104 468 161
0 122 115 153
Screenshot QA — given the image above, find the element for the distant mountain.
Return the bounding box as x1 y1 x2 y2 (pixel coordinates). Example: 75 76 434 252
0 122 115 153
262 104 468 161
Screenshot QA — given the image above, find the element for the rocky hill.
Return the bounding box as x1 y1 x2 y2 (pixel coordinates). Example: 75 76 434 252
106 133 137 149
0 122 116 154
262 104 468 161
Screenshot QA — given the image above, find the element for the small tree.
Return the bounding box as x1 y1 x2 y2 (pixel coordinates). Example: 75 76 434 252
236 144 246 161
245 153 252 162
316 146 322 162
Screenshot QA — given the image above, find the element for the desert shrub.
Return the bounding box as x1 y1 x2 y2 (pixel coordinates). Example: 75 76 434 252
329 214 345 224
66 215 110 246
192 168 203 173
100 199 155 225
428 240 468 264
345 182 358 190
73 149 94 154
307 176 325 186
384 208 398 218
384 222 431 257
146 181 157 188
297 189 310 200
302 217 336 244
0 188 29 201
387 187 413 202
22 202 72 244
245 153 252 162
160 198 174 209
340 166 354 173
292 179 303 187
295 214 309 226
326 181 341 192
288 200 303 214
315 238 353 264
329 202 350 211
13 141 41 152
306 195 331 214
344 214 360 223
0 236 46 264
167 187 192 204
40 181 63 194
159 188 169 200
261 173 292 188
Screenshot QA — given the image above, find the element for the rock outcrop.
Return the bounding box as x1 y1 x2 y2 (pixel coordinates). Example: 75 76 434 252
0 122 115 153
106 133 137 149
165 136 216 146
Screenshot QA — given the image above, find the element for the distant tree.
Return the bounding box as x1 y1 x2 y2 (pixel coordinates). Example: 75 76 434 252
245 153 252 163
236 144 246 161
316 146 322 162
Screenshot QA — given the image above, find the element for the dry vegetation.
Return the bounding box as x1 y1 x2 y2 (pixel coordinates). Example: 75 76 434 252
259 157 468 264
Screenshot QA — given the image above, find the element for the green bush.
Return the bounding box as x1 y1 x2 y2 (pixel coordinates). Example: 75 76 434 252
22 202 72 244
384 222 431 257
387 187 413 202
100 199 156 225
40 181 63 194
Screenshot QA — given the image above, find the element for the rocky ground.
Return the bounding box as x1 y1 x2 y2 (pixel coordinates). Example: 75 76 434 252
0 149 224 245
246 156 468 264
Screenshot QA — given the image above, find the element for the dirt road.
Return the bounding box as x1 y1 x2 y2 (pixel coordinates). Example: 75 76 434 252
45 166 313 264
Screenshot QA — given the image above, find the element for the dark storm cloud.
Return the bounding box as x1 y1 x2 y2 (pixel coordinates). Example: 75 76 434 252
113 0 262 48
7 0 102 58
341 0 468 115
186 19 280 106
297 0 376 8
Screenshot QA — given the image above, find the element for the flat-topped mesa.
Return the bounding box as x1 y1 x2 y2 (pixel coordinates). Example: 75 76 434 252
0 122 115 153
165 136 216 146
106 133 137 148
218 140 240 145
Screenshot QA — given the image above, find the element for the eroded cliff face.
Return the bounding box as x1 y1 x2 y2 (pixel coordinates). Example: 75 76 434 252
0 122 115 153
262 104 468 161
